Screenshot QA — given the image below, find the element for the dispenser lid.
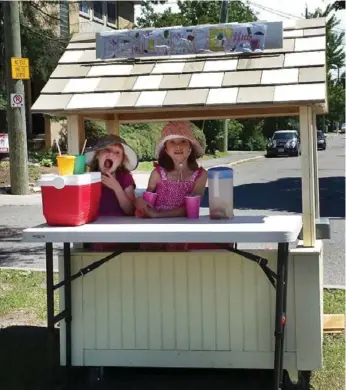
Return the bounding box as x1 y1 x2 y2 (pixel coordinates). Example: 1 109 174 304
208 167 233 179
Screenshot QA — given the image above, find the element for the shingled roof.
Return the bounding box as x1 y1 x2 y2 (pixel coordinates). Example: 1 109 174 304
32 17 327 121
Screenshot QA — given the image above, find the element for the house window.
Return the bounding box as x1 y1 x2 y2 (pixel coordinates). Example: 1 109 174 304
79 1 90 15
93 1 103 20
107 2 116 25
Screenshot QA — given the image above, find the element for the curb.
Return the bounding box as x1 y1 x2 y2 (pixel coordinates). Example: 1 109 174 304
212 155 265 169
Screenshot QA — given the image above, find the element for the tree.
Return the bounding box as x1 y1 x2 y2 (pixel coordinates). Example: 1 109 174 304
332 1 345 11
137 0 257 28
0 1 67 127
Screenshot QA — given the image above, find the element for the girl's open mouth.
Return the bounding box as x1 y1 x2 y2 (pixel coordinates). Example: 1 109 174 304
104 159 113 169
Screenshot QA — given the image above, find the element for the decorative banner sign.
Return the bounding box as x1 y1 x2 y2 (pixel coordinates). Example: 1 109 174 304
96 23 267 60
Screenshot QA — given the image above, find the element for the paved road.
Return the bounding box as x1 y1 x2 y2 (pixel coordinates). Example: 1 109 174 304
230 133 345 288
0 137 344 287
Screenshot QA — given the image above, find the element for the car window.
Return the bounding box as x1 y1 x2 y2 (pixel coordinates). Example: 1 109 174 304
317 131 324 138
273 132 296 140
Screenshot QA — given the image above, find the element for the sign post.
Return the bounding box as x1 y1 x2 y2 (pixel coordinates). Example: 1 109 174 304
3 0 29 194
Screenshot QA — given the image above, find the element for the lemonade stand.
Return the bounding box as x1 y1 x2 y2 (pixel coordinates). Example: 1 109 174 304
23 17 327 390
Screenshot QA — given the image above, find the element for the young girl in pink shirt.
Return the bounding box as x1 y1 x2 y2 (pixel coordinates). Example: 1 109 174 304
136 121 210 251
136 121 208 218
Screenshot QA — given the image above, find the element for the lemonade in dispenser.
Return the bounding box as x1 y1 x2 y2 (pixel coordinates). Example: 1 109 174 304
208 167 234 219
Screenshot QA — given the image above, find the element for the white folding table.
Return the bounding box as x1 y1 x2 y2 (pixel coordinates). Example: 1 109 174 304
22 213 302 390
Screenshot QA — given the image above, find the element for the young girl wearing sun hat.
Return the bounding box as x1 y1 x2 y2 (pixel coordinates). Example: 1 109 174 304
136 121 208 218
86 134 138 217
135 121 208 251
85 135 138 251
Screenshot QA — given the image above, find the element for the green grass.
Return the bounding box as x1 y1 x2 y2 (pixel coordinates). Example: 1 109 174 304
137 160 156 171
0 270 344 389
323 289 345 314
0 269 59 322
311 288 345 390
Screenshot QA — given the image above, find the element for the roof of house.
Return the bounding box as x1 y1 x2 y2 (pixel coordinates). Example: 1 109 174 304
32 17 327 121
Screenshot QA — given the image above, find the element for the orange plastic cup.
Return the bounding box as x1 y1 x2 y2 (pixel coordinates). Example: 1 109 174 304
56 155 76 176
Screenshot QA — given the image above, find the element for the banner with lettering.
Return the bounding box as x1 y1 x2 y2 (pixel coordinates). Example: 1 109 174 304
96 23 267 60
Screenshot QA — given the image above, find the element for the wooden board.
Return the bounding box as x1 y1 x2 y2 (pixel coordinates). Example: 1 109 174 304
323 314 345 333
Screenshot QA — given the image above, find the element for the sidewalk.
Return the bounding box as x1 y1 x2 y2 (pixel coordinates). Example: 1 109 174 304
0 152 264 206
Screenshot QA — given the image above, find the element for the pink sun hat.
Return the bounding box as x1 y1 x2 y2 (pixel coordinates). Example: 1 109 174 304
155 122 205 159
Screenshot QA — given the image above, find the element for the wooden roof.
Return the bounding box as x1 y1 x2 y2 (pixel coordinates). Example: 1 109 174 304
32 17 327 122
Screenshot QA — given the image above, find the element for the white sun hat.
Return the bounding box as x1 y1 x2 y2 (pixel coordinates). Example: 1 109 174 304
85 135 138 171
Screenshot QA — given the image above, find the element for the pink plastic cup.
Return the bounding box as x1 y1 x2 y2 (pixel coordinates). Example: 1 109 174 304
143 191 158 207
185 195 201 219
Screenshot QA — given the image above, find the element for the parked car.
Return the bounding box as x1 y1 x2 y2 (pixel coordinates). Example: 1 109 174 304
266 130 300 157
340 123 346 133
317 130 326 150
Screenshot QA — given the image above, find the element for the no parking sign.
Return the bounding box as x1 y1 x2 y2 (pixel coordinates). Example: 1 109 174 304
10 93 24 108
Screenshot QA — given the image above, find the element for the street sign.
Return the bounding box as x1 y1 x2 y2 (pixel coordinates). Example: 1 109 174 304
11 57 30 80
0 133 9 153
10 93 24 108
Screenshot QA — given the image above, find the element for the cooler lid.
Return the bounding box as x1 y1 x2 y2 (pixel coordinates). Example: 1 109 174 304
37 172 101 189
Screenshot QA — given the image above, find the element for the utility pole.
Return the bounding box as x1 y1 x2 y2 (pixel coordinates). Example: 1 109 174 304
220 0 229 153
4 1 29 195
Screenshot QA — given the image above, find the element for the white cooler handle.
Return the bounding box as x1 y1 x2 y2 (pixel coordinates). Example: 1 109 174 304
37 176 66 190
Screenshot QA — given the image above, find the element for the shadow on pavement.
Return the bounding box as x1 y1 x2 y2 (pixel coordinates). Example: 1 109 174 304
202 176 345 218
0 226 25 241
0 325 275 389
0 245 47 268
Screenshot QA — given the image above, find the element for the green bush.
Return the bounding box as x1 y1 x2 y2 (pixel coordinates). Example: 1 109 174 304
53 120 207 162
28 150 59 166
121 122 206 161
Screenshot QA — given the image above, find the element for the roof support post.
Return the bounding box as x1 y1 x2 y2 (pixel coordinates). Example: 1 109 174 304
312 110 320 218
106 114 120 136
300 106 316 247
67 115 85 155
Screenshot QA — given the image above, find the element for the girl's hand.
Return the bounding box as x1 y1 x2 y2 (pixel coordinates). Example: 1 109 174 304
135 196 150 212
101 172 120 192
143 206 160 218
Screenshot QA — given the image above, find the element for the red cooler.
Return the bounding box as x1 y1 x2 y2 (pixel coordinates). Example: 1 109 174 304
37 172 101 226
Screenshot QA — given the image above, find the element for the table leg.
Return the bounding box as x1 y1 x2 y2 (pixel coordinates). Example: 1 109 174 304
273 243 289 390
63 242 72 368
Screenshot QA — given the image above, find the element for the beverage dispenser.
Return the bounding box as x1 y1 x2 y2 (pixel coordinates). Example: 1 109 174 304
208 167 234 219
